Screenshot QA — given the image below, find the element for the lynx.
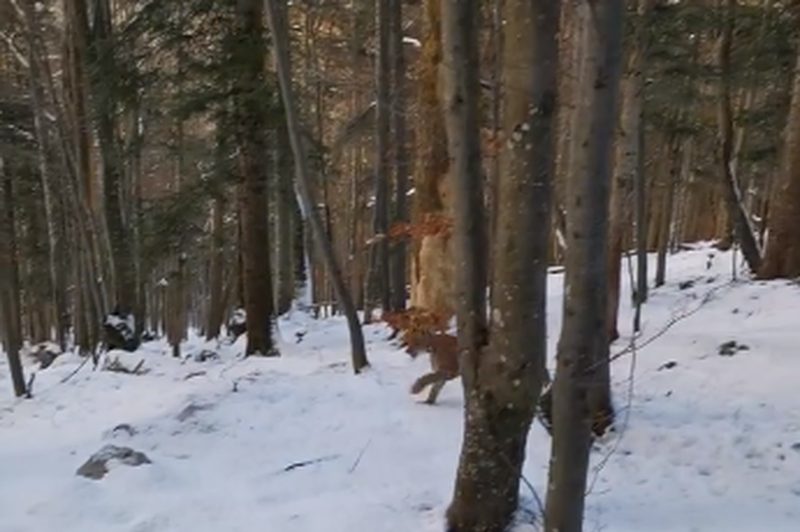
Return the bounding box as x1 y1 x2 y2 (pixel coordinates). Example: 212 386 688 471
408 332 459 405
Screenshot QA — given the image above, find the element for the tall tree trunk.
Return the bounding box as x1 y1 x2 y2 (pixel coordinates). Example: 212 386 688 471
206 194 226 340
232 0 277 357
608 0 650 343
389 0 409 312
86 0 137 315
486 0 502 292
655 137 680 287
65 0 103 351
168 256 187 358
265 0 369 373
276 116 297 315
633 95 647 330
0 160 26 397
410 0 455 318
370 0 392 313
544 2 625 532
758 8 800 279
446 1 559 530
20 12 65 350
717 0 761 273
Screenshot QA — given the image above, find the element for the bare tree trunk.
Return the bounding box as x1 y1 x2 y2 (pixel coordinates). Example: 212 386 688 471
633 98 647 330
370 0 392 313
275 112 297 315
410 0 455 317
486 0 502 293
446 1 559 530
232 0 277 357
758 7 800 279
20 0 68 350
168 256 187 357
544 2 624 531
265 0 369 373
0 159 26 397
389 0 409 312
206 194 226 340
608 0 650 343
86 0 137 315
655 137 680 287
718 0 761 273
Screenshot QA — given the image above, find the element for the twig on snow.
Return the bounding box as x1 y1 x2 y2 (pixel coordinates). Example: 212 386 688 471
348 438 371 474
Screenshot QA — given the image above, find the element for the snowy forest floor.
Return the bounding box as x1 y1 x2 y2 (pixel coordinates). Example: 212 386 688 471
2 243 800 532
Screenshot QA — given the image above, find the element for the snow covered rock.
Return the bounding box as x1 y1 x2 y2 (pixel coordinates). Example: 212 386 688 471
28 341 62 369
76 444 151 480
226 308 247 339
103 310 139 352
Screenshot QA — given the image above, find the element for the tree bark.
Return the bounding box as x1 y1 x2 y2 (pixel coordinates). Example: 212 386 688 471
265 0 369 373
608 0 650 343
370 0 392 313
232 0 277 357
206 193 226 340
276 115 297 315
445 1 558 531
655 137 680 287
544 2 625 531
0 159 26 397
389 0 409 312
717 0 761 273
758 7 800 279
86 0 137 315
410 0 455 318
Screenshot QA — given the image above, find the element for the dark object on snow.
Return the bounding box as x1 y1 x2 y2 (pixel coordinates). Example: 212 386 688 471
103 356 146 375
282 454 339 472
31 342 61 369
678 280 695 291
718 340 750 356
103 309 140 352
176 402 213 422
226 308 247 339
193 349 219 363
76 445 151 480
111 423 137 437
658 360 678 371
140 330 158 343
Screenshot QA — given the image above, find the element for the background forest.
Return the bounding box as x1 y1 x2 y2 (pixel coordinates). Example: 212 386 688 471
2 0 800 531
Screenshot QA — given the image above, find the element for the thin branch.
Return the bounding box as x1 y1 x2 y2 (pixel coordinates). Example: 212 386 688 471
0 31 29 69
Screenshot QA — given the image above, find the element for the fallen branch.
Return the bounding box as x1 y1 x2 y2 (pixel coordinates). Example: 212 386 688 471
283 454 339 472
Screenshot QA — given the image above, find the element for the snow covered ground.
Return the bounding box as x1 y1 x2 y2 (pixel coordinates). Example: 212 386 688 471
2 244 800 532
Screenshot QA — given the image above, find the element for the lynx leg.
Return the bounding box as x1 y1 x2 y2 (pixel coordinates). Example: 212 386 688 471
424 378 446 405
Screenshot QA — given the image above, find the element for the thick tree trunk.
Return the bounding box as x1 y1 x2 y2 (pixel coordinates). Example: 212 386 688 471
544 2 624 532
410 0 455 318
233 0 277 357
758 13 800 279
266 0 369 373
445 1 558 531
